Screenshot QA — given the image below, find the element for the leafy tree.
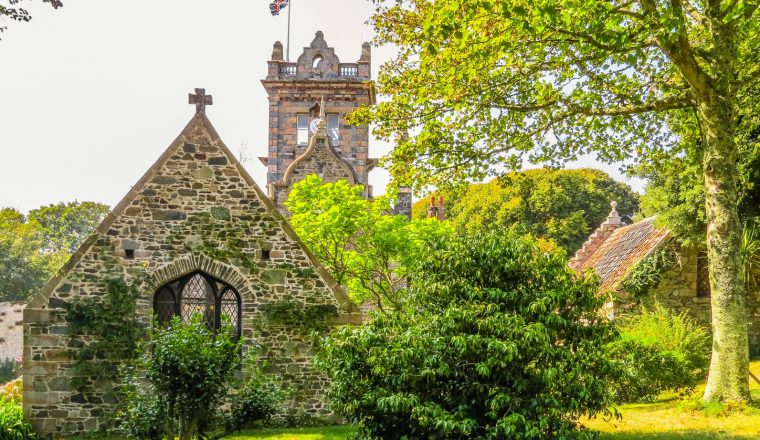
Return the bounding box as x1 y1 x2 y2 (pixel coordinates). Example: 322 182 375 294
0 208 61 301
28 201 109 253
636 122 760 246
316 232 619 439
0 0 61 39
285 174 452 311
0 201 108 301
358 0 759 402
412 168 639 254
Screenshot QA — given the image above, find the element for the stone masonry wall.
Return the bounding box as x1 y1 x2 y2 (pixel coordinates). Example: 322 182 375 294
272 136 357 211
262 31 373 199
23 116 360 437
616 242 760 354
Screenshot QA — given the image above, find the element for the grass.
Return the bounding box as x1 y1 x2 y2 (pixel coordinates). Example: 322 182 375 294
225 426 355 440
71 361 760 439
583 359 760 439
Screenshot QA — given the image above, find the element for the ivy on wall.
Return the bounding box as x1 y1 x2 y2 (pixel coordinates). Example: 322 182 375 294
620 248 676 301
65 277 147 395
261 299 337 332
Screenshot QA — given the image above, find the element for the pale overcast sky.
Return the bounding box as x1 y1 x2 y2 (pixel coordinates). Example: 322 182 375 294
0 0 644 213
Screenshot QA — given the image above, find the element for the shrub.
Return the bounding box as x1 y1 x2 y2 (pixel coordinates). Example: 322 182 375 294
121 317 283 440
0 396 35 440
316 232 619 439
0 360 20 385
122 316 241 440
609 305 710 403
225 355 283 432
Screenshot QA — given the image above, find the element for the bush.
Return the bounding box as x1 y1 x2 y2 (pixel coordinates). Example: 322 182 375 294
0 360 20 385
0 396 35 440
121 317 282 439
316 232 619 439
609 305 710 403
225 355 283 432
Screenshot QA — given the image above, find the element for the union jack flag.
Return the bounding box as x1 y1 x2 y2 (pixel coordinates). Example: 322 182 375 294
269 0 288 16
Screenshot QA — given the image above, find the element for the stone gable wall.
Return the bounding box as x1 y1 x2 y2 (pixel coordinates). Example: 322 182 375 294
23 119 357 437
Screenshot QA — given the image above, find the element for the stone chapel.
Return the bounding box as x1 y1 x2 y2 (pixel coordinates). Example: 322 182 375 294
22 31 382 436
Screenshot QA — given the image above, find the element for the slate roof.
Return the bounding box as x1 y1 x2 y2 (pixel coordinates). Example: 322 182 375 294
579 217 670 292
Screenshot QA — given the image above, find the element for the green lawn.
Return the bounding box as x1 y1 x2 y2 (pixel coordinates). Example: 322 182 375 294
225 426 355 440
236 361 760 440
75 362 760 439
584 359 760 440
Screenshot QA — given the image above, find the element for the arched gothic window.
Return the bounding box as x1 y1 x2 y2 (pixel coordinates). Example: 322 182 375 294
153 271 241 339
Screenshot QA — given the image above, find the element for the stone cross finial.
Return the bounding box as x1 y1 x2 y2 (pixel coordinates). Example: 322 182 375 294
189 88 213 116
317 96 327 134
604 200 623 226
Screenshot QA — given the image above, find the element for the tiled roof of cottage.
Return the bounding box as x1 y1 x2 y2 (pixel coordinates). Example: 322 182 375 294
578 217 670 292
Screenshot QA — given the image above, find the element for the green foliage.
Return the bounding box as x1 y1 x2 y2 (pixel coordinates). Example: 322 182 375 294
28 201 109 254
413 169 639 254
0 396 35 440
226 356 284 433
0 208 63 301
65 277 146 395
0 360 19 385
357 1 758 190
609 306 710 403
123 316 241 440
620 248 675 301
122 317 282 439
361 0 757 402
0 201 107 301
316 232 619 439
740 219 760 288
286 174 452 310
260 298 337 332
636 133 760 247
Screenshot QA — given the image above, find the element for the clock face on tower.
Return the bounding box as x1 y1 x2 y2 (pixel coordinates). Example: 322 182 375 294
309 118 321 134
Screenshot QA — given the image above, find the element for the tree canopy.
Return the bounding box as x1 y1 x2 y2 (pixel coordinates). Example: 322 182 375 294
360 0 759 402
285 175 452 311
413 168 639 254
637 122 760 246
0 0 61 39
0 201 108 301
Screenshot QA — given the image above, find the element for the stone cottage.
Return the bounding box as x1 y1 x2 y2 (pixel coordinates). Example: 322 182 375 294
570 202 760 354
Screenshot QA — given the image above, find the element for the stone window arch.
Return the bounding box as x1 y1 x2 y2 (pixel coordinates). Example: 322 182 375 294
153 271 241 339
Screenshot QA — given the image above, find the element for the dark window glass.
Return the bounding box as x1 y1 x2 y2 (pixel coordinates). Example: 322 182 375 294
697 251 711 298
153 271 241 339
154 287 175 325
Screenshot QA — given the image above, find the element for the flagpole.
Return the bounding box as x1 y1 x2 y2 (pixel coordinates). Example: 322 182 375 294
286 0 291 62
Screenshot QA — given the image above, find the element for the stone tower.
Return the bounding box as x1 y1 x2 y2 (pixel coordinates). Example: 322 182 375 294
261 31 376 210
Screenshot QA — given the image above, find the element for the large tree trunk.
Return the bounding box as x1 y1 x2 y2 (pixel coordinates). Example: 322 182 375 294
699 92 751 403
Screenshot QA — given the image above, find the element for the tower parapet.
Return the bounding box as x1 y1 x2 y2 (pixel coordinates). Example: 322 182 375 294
261 31 376 211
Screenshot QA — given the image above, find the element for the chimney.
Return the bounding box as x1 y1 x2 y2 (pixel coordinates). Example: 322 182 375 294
427 195 446 221
569 201 625 270
436 196 445 221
